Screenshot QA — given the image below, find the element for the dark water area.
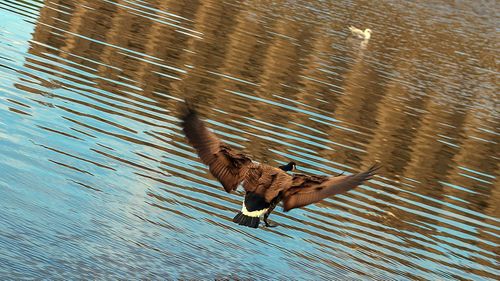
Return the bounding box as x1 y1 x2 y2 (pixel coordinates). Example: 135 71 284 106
0 0 498 280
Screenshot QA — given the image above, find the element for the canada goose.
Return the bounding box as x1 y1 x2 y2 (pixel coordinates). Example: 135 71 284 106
180 104 379 228
348 26 372 40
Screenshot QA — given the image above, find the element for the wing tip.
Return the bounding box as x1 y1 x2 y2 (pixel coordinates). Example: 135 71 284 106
179 99 198 122
364 162 382 180
370 162 382 171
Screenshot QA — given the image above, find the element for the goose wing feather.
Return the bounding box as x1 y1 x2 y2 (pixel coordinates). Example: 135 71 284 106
180 104 252 192
282 164 380 211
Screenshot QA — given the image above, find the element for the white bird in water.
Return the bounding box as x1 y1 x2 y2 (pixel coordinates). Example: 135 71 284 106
348 26 372 40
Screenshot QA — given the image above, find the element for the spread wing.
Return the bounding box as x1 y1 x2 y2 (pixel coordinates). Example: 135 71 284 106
180 104 252 192
282 164 380 211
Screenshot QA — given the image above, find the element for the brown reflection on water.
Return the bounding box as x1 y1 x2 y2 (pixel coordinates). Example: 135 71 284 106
11 0 500 279
24 0 500 209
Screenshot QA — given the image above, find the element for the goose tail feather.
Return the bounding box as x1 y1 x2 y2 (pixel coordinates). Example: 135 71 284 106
232 212 260 228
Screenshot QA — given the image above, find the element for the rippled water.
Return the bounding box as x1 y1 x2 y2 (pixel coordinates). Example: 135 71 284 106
0 0 498 279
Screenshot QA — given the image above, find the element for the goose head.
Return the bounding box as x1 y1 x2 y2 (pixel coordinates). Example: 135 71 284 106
364 29 372 39
279 161 297 172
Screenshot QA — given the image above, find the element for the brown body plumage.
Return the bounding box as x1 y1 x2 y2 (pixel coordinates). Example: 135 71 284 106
180 104 379 228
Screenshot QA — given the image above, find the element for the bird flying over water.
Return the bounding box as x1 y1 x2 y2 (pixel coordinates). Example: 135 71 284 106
349 26 372 40
180 103 379 228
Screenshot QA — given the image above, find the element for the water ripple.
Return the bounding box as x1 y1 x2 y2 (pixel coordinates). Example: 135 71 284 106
0 0 498 280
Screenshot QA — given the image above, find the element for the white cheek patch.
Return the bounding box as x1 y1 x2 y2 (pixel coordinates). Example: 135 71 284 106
241 203 268 217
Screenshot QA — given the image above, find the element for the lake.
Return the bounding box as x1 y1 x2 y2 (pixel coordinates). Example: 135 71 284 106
0 0 498 280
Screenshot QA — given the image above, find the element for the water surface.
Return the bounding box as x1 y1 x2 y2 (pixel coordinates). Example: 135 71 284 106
0 0 498 280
